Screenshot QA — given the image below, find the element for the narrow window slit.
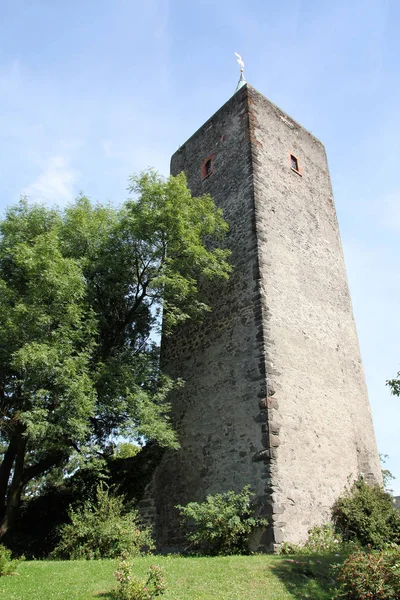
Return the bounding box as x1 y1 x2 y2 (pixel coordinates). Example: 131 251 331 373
201 154 215 179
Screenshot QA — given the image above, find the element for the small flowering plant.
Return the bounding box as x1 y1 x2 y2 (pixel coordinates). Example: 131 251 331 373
113 559 166 600
335 547 400 600
279 524 345 556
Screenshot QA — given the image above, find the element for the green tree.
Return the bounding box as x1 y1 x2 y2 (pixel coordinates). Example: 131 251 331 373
387 371 400 397
0 170 231 539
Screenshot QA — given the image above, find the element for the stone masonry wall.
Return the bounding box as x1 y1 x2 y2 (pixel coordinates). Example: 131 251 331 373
247 86 382 545
151 86 273 548
149 84 382 550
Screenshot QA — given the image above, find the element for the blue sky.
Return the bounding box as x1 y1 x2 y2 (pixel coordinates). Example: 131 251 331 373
1 0 400 491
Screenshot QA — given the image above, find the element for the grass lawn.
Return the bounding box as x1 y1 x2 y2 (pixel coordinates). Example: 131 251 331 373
0 554 340 599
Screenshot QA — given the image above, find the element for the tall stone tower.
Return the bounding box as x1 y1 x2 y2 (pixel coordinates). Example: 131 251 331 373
148 83 382 551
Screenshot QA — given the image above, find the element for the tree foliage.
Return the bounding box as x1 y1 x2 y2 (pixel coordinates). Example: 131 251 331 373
0 170 231 538
387 371 400 397
332 477 400 549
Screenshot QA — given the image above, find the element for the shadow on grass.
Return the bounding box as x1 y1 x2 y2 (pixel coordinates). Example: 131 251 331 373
271 554 341 600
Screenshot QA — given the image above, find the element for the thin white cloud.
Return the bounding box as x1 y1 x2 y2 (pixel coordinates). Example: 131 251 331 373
22 156 77 205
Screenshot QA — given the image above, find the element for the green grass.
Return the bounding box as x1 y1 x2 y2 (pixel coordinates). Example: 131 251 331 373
0 554 340 599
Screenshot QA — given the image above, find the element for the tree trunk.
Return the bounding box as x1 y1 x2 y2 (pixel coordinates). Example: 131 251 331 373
0 435 27 540
0 441 68 540
0 436 18 521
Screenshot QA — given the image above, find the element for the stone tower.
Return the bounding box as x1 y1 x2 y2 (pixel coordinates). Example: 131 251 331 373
148 83 382 551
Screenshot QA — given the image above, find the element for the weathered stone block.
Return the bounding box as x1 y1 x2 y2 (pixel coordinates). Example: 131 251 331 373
269 434 280 448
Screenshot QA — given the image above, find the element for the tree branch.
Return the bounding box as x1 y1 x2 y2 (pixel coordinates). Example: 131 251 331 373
22 449 68 487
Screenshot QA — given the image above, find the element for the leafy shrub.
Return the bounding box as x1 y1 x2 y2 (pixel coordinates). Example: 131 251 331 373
0 544 21 576
332 478 400 549
52 484 154 559
9 443 164 559
279 523 346 555
335 547 400 599
176 485 267 555
113 559 166 600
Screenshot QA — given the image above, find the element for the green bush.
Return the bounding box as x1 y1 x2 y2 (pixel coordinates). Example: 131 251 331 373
113 559 166 600
8 443 164 559
52 484 154 559
332 478 400 549
335 547 400 599
279 523 346 555
0 544 21 576
176 485 267 555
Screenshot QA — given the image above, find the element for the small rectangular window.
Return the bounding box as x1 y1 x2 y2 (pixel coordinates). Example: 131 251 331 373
201 154 215 180
290 154 299 171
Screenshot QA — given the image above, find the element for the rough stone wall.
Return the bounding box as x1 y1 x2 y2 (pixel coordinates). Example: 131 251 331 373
247 86 382 545
149 84 382 550
151 86 271 548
